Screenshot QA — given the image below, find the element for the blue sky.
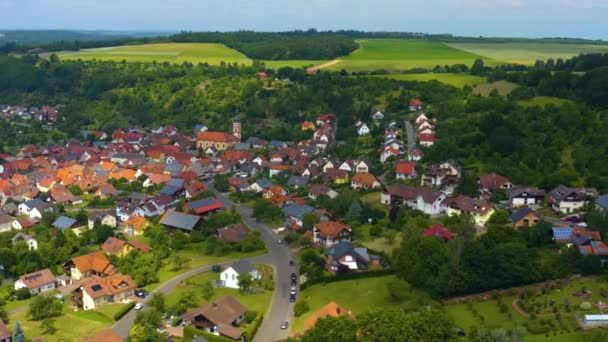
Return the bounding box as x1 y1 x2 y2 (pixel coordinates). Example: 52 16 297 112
1 0 607 39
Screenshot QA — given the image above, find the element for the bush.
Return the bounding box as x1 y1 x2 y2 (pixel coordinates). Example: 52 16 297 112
245 312 264 342
13 288 32 300
294 299 310 317
299 269 394 290
28 296 63 321
114 302 136 321
244 310 258 324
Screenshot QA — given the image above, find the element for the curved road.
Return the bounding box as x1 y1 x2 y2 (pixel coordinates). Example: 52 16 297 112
113 182 295 341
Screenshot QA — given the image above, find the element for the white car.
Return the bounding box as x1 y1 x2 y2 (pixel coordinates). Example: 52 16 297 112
290 286 297 295
134 303 144 310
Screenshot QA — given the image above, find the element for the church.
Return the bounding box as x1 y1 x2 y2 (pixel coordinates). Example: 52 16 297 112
196 118 241 151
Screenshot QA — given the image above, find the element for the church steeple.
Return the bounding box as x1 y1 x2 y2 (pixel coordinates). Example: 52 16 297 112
232 116 241 142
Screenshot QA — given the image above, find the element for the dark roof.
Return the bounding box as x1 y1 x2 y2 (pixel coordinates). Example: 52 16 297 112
159 210 200 231
597 195 608 209
511 206 538 224
52 216 77 230
229 260 254 275
324 241 370 266
186 197 223 214
283 203 314 220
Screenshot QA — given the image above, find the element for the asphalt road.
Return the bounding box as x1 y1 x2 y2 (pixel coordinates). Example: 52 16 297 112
404 120 416 153
113 181 295 341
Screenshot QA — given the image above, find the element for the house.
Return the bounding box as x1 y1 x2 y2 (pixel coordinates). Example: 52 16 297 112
372 111 384 121
73 273 136 310
324 241 372 272
303 302 353 332
313 221 352 247
421 162 461 191
355 160 371 174
124 216 149 236
381 184 418 207
552 226 601 245
52 216 78 231
180 295 247 340
220 260 261 289
14 268 56 295
478 173 513 194
11 232 38 250
423 224 454 241
186 197 223 216
126 240 151 253
196 131 239 151
101 237 133 257
409 98 423 111
316 113 334 126
287 175 309 189
324 168 349 185
18 198 53 219
416 188 447 215
0 321 10 342
350 173 381 190
511 206 541 227
283 203 329 230
380 147 399 163
65 251 115 281
415 113 429 125
408 148 423 162
356 123 370 136
596 195 608 212
88 211 117 229
0 214 14 233
395 160 416 179
269 164 289 177
507 187 546 208
549 185 597 214
301 121 316 131
308 185 338 200
217 224 249 243
262 186 287 199
159 210 200 232
418 133 435 147
444 195 494 226
579 241 608 258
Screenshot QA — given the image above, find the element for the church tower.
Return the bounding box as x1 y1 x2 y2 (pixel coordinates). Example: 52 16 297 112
232 116 241 142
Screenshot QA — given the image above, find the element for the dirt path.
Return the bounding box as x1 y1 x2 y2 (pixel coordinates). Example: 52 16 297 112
512 299 530 318
307 59 342 72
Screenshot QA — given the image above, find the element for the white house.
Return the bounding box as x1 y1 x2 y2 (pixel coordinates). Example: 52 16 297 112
14 268 56 295
220 260 260 289
12 232 38 250
372 111 384 121
357 123 370 136
380 147 399 163
416 189 447 215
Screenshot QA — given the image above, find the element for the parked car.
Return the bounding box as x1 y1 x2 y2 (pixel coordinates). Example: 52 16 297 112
211 265 221 273
134 303 144 310
289 293 296 303
291 273 297 281
290 286 297 295
135 289 149 298
289 260 295 266
280 321 289 330
291 278 297 286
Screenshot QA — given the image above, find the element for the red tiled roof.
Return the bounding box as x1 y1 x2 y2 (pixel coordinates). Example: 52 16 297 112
424 224 454 241
410 98 423 106
395 161 416 175
314 221 351 239
419 133 435 142
478 173 510 191
197 131 238 143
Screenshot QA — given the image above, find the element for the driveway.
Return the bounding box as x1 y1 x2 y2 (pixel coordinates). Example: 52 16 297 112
404 120 416 153
113 181 296 341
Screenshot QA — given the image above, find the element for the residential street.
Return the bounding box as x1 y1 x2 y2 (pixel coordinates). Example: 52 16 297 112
404 120 416 153
113 181 295 341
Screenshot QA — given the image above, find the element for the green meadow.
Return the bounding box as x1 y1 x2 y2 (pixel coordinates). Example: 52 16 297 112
325 39 492 72
373 73 487 88
56 43 252 65
447 42 608 65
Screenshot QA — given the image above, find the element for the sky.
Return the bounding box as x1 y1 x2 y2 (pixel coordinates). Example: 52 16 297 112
1 0 607 39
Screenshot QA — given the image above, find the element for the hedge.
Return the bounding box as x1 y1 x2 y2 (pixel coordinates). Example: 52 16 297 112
300 269 395 290
245 312 264 342
184 326 236 342
114 302 136 321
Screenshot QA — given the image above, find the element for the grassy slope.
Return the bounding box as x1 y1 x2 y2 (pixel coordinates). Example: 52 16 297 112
373 73 487 88
293 275 398 332
164 270 272 315
261 60 328 69
473 80 519 97
327 39 493 72
447 42 608 65
57 43 252 65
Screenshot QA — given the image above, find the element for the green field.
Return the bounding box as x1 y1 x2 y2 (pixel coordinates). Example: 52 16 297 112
325 39 491 72
473 80 519 97
373 73 487 88
517 96 575 108
56 43 252 65
447 42 608 65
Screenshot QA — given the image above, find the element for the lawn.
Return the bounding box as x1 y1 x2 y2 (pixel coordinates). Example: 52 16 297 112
164 269 272 315
362 233 403 255
373 73 487 88
55 43 252 65
326 39 492 72
517 96 575 108
146 241 266 291
472 80 519 97
261 60 327 69
293 275 400 333
447 42 608 65
445 294 526 331
7 299 126 341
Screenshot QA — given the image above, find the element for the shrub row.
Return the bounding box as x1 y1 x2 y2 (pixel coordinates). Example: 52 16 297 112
113 302 136 321
245 312 264 342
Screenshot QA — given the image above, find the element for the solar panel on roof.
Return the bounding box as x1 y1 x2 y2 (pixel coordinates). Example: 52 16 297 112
91 284 103 292
26 273 42 281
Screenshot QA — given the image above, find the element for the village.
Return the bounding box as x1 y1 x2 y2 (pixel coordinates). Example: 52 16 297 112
0 96 607 342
